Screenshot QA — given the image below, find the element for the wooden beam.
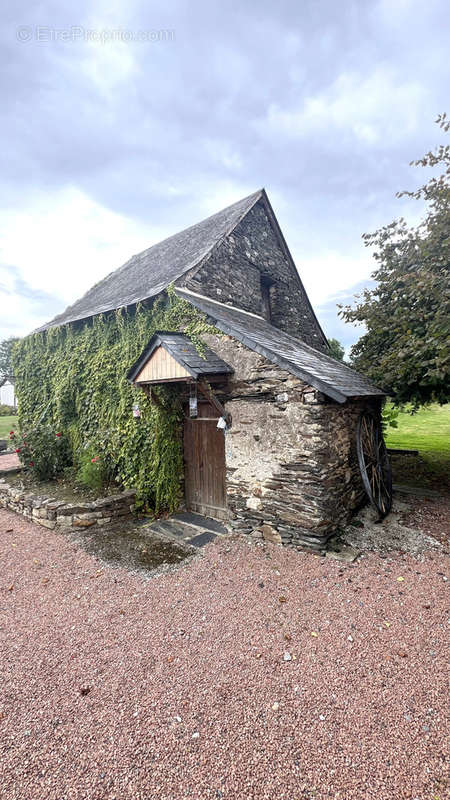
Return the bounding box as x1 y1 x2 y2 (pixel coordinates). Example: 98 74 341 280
135 376 193 385
197 380 232 427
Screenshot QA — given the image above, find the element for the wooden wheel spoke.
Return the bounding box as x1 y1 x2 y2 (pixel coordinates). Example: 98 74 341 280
357 410 392 520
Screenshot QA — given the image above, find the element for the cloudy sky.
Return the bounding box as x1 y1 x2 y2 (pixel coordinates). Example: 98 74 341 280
1 0 448 351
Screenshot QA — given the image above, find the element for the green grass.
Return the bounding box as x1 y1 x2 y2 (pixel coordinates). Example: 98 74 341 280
0 415 18 441
385 403 450 490
385 403 450 455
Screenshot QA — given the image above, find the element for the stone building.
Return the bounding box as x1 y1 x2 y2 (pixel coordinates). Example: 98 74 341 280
39 189 385 549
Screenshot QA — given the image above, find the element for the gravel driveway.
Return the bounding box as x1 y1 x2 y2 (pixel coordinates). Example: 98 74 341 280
1 508 448 800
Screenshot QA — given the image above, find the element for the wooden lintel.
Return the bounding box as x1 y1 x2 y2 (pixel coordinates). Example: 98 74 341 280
135 376 194 386
197 380 232 427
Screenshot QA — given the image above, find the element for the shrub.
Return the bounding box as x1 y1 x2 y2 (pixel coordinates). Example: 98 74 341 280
76 450 111 492
11 426 72 480
0 404 17 416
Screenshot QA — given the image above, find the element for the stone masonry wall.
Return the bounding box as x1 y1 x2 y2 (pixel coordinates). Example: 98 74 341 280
203 333 381 550
180 199 327 351
0 481 136 531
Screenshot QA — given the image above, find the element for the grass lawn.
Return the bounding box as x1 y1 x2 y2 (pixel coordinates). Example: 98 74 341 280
385 403 450 491
0 415 18 441
385 403 450 454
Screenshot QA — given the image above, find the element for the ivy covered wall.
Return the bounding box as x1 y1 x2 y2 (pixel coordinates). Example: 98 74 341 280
13 289 213 510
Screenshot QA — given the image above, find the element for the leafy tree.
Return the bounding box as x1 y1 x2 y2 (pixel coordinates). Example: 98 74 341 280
340 114 450 408
0 337 20 380
328 337 345 361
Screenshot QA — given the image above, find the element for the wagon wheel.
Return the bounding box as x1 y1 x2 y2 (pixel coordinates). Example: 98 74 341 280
356 411 392 520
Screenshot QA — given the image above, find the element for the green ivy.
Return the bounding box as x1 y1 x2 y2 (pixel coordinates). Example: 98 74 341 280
13 287 215 511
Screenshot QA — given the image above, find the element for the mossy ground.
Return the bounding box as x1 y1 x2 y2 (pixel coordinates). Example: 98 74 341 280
5 468 122 504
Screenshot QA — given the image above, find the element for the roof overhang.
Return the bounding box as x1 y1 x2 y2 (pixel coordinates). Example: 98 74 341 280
127 332 234 386
175 288 385 404
127 335 194 384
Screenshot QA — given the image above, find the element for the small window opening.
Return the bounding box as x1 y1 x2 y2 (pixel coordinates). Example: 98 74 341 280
260 275 274 321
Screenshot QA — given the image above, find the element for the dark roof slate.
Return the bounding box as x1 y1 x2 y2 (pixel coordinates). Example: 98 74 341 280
37 191 263 331
127 332 234 383
176 289 384 403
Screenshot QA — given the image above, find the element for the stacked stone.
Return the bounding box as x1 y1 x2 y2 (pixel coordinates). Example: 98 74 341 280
0 481 135 531
203 333 380 551
182 198 327 350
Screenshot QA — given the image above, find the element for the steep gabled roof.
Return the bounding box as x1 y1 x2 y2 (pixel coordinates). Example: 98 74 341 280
127 332 233 383
37 190 263 331
176 289 384 403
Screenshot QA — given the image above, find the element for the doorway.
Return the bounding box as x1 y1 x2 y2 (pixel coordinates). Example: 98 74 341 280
183 400 227 519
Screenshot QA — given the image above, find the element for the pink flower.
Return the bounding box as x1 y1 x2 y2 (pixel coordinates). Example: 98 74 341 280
91 457 98 463
15 448 20 453
56 432 62 438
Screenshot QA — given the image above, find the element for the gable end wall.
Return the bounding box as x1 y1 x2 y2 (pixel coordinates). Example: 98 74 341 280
180 200 327 351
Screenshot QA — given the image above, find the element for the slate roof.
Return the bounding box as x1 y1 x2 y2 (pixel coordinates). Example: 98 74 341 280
37 191 263 331
175 289 384 403
127 332 234 383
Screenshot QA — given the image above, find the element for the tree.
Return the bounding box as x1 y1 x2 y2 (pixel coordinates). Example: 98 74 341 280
0 337 20 380
328 337 345 361
340 114 450 408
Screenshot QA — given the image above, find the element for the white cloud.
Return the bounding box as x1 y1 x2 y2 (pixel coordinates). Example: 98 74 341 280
295 249 373 306
195 179 258 218
259 66 425 146
0 269 49 338
0 187 164 306
0 178 267 341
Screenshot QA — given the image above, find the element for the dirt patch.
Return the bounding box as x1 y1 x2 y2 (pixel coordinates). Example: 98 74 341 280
390 451 450 493
341 491 448 556
400 495 450 549
66 518 192 575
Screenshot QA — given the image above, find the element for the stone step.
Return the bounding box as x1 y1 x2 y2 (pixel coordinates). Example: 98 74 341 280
150 519 195 541
148 513 228 550
172 511 228 535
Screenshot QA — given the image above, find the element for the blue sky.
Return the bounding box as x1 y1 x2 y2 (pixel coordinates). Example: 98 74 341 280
1 0 448 351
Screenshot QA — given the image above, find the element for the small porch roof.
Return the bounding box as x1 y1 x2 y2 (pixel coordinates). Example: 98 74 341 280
127 332 234 385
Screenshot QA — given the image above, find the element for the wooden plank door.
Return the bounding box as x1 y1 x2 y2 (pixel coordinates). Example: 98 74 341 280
183 401 227 519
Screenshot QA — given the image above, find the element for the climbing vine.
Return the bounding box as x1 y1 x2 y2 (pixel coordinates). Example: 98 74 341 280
13 287 216 511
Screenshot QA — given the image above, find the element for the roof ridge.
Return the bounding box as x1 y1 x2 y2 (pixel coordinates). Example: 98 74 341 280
175 190 264 288
127 189 264 266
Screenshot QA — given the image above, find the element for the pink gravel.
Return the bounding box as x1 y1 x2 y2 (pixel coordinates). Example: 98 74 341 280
0 453 20 471
1 508 448 800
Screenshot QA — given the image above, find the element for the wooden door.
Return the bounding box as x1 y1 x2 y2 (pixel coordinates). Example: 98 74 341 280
183 401 227 519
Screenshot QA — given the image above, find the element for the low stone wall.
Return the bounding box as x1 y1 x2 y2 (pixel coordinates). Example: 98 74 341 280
0 480 136 531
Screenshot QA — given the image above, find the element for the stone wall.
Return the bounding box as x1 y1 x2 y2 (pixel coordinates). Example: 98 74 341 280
0 481 136 531
203 333 381 550
180 199 328 351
